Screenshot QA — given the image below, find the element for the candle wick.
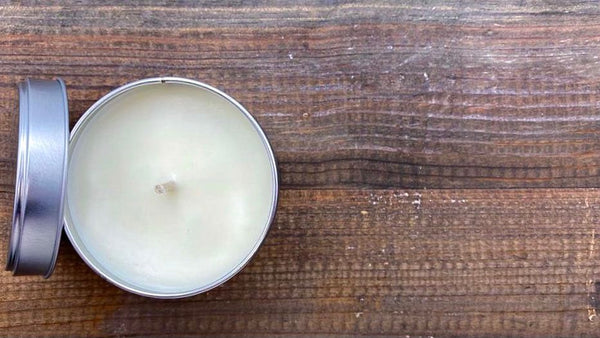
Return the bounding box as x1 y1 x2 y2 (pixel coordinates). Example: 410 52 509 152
154 180 176 194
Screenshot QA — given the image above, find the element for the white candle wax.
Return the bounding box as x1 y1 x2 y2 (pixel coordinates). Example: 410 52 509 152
65 80 277 297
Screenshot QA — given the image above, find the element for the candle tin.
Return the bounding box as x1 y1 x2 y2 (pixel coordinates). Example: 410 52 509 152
6 79 68 277
6 77 279 298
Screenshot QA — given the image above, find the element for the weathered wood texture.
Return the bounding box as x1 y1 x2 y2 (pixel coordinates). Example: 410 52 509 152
2 2 600 188
3 189 600 337
2 1 600 337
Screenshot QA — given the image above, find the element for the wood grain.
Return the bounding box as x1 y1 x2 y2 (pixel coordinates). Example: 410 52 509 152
2 1 600 337
1 2 600 188
3 189 600 336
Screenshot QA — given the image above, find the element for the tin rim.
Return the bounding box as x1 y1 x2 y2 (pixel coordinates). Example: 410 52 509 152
63 77 279 298
6 81 29 272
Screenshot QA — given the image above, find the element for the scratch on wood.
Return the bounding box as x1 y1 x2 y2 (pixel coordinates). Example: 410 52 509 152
589 229 595 260
584 193 598 321
588 279 599 322
585 193 597 321
585 196 590 209
398 54 419 67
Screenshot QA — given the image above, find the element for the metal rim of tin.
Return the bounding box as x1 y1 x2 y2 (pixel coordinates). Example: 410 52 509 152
64 77 279 299
6 79 69 277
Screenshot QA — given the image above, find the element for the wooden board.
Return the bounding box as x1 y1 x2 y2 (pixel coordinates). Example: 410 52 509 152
2 1 600 336
2 189 600 336
2 1 600 189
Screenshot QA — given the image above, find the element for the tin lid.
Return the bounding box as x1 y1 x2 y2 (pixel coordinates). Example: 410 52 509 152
6 78 68 278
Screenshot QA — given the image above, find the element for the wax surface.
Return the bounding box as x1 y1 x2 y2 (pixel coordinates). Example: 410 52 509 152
66 83 275 295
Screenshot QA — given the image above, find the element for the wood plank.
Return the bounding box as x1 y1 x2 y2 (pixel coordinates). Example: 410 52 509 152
1 2 600 188
2 188 600 336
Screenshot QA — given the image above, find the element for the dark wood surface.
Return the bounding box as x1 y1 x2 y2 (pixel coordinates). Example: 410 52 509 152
2 1 600 336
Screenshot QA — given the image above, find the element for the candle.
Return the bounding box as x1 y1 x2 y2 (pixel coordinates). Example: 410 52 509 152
64 79 278 298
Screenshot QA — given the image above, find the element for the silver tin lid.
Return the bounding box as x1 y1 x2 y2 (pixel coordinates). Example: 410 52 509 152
6 78 68 277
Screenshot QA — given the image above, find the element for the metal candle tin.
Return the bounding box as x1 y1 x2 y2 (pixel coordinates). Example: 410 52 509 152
6 77 279 298
7 79 68 277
